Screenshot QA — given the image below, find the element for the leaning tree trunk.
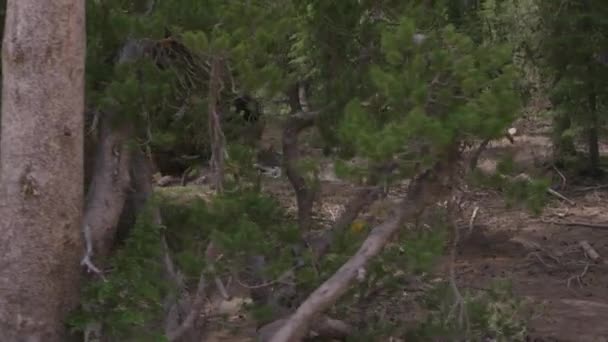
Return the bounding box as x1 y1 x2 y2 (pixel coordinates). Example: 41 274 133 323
0 1 85 340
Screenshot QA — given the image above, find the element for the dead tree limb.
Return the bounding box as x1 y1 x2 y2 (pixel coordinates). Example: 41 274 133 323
208 56 227 192
283 110 320 231
268 162 454 342
309 186 384 259
257 184 383 340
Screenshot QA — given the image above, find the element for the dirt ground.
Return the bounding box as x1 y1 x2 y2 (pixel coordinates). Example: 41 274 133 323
452 188 608 342
453 114 608 342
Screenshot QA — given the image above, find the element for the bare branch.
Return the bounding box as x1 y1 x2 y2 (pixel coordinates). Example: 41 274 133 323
468 206 479 236
81 224 105 279
547 187 575 205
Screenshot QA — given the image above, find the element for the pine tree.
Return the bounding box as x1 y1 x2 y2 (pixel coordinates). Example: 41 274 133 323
538 0 608 174
71 1 524 339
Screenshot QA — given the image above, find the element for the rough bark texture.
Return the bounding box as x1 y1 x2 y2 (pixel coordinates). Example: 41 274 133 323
83 113 132 263
0 1 86 340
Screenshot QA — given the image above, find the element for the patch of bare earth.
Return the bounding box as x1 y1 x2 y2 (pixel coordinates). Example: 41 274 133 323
453 190 608 342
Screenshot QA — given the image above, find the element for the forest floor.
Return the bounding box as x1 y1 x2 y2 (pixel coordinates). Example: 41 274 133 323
168 108 608 341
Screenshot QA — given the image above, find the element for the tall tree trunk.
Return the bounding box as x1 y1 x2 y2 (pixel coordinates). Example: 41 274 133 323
284 85 317 231
587 89 600 174
283 110 318 231
0 1 85 340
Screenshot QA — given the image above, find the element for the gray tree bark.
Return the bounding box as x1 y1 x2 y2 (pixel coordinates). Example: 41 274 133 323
0 1 86 340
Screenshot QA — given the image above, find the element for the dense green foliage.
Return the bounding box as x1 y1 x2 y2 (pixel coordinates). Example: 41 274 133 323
70 188 457 339
86 0 297 172
406 280 528 341
40 0 608 340
69 200 168 340
70 190 298 339
537 0 608 172
340 16 519 175
69 0 536 339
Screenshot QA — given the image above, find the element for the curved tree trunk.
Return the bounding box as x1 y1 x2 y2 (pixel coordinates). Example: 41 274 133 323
283 110 319 231
83 113 132 263
0 1 86 340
